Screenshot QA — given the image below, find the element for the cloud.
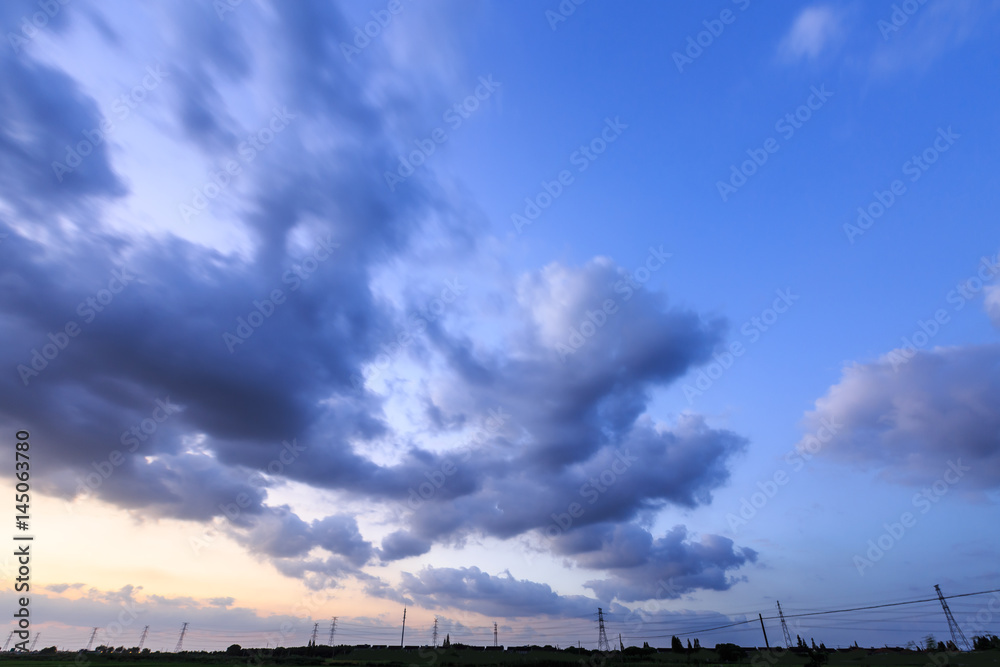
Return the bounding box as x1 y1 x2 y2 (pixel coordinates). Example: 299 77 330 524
870 0 994 75
576 525 758 603
45 583 85 594
798 345 1000 489
985 286 1000 328
379 530 432 561
779 5 843 61
399 566 599 617
0 1 756 604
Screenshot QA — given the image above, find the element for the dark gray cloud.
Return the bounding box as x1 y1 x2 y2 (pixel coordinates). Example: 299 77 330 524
379 530 432 561
0 41 126 218
798 344 1000 489
399 566 599 618
573 525 758 603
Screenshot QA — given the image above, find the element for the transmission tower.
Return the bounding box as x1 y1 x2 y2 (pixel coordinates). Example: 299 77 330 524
597 608 611 652
30 634 39 651
935 585 972 651
86 628 99 651
3 631 14 651
138 626 149 652
329 618 337 647
777 601 793 648
310 623 319 647
400 608 406 649
494 622 498 648
174 622 188 652
432 618 438 648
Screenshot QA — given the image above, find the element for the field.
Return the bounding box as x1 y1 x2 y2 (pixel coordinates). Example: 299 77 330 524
0 647 998 667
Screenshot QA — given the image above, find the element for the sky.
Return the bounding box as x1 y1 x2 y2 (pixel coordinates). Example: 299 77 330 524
1 0 999 654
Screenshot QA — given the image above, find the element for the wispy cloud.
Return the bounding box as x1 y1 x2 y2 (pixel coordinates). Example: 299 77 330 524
779 5 844 61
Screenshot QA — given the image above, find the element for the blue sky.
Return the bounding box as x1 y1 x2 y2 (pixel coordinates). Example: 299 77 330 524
1 0 999 653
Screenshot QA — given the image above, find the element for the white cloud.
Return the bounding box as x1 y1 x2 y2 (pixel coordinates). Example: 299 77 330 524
779 5 843 61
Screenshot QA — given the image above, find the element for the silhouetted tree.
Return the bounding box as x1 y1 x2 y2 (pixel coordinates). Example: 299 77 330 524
715 643 746 663
672 636 684 651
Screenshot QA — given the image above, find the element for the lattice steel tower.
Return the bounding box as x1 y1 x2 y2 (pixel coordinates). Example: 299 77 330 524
935 585 971 651
174 623 188 652
777 601 793 648
597 608 611 652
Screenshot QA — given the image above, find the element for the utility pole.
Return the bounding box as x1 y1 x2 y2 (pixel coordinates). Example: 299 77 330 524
400 608 406 649
777 602 793 648
86 628 99 651
174 622 188 653
758 614 770 649
597 608 610 652
935 585 972 651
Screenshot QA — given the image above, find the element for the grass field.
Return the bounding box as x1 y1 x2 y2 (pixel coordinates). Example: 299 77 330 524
0 647 997 667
